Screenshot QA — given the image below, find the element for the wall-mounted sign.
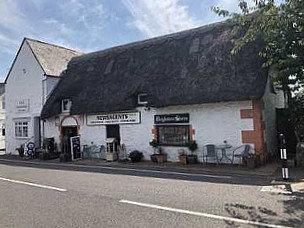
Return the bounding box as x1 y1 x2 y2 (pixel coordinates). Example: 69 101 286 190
154 113 189 124
87 111 141 125
16 99 29 113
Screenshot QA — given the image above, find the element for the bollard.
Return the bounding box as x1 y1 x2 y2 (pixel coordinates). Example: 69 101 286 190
279 134 289 181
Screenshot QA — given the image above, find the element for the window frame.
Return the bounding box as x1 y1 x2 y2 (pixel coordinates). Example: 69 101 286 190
156 125 190 147
14 121 29 139
62 99 72 113
137 93 148 106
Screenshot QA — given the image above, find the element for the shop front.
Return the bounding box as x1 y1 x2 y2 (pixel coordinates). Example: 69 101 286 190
153 113 192 147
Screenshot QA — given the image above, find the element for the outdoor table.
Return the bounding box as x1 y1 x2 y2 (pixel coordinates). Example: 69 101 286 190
216 144 232 163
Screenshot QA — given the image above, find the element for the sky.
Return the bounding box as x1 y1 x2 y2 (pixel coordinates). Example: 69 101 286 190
0 0 249 82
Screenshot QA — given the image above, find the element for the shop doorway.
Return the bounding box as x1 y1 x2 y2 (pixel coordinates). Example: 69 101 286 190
61 126 78 155
106 125 120 144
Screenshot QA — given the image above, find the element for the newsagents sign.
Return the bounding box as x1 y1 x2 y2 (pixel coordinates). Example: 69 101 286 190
154 113 189 124
87 112 140 125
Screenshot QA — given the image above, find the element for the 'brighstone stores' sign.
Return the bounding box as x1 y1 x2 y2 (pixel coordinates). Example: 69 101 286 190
87 112 141 125
154 113 189 124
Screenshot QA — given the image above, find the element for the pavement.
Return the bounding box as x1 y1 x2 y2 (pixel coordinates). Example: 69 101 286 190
0 155 303 227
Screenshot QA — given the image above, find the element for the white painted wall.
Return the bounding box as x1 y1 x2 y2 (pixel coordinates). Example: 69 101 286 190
0 93 5 149
261 76 285 156
44 101 254 162
5 41 45 154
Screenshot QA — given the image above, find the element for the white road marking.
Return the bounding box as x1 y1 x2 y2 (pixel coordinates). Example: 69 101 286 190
0 159 231 179
120 200 293 228
0 176 67 192
261 185 292 195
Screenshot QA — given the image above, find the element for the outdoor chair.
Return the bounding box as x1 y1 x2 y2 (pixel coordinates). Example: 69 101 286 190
204 144 219 164
231 144 251 165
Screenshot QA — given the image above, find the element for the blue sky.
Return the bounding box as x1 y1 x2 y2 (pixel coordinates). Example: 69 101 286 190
0 0 250 81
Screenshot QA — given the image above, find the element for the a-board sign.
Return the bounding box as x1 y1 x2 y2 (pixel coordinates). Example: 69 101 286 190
70 136 81 160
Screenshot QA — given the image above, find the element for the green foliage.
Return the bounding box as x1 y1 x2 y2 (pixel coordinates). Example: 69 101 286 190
149 139 159 148
290 92 304 141
212 0 304 97
188 140 198 153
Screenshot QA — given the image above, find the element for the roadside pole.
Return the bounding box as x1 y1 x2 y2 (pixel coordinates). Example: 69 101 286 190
279 134 289 181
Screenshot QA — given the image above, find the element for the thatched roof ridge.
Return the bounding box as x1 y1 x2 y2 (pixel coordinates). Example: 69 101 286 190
41 20 268 119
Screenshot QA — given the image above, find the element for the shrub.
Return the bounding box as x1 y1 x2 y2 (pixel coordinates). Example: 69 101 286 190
188 140 198 154
129 150 143 162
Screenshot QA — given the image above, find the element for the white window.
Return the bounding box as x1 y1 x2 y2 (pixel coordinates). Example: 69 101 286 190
62 99 72 113
15 121 29 138
138 94 148 105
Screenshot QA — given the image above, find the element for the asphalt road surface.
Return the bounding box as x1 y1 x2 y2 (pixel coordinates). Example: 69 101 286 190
0 161 303 228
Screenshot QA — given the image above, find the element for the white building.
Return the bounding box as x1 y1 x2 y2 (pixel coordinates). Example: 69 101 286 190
5 38 81 154
0 83 5 150
41 21 285 164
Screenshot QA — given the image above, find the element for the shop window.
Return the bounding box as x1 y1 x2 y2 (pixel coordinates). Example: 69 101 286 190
62 99 72 113
138 93 148 105
157 125 190 146
15 121 29 138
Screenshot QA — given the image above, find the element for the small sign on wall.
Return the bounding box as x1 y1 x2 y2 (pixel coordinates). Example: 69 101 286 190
16 99 29 113
87 111 141 125
154 113 190 124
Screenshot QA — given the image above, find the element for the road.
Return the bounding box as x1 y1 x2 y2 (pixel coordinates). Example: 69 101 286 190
0 161 303 228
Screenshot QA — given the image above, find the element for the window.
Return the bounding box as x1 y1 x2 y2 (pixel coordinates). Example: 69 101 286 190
15 122 28 138
2 95 5 110
138 94 148 105
62 99 72 112
157 125 190 146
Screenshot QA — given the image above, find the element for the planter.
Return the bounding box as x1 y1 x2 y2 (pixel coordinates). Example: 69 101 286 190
245 157 255 169
187 155 197 164
150 154 158 163
155 154 167 163
179 155 187 165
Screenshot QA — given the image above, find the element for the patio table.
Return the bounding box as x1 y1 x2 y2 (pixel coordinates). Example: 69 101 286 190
216 144 232 163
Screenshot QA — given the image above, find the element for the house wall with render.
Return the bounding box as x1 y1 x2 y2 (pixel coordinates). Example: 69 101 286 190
0 93 5 150
5 41 44 154
44 100 257 162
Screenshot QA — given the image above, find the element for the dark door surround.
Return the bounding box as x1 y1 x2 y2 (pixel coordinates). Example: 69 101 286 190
61 126 78 155
106 125 120 144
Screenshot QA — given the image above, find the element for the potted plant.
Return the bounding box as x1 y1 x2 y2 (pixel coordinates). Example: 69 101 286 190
149 139 158 162
187 140 198 164
149 139 167 163
129 150 143 162
16 145 24 157
178 149 187 165
155 148 167 163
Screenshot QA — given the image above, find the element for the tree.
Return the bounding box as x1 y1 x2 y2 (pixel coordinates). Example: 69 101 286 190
213 0 304 102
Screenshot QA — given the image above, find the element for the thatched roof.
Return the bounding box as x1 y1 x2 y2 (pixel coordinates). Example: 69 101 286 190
41 20 268 119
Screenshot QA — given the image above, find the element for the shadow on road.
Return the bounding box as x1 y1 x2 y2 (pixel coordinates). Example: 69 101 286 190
223 187 304 227
0 158 272 187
